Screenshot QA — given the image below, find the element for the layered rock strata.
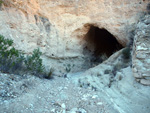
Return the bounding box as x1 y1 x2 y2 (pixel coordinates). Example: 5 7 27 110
132 15 150 85
0 0 149 74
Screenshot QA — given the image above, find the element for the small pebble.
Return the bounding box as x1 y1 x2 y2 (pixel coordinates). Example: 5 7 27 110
97 102 103 105
92 95 98 99
61 103 66 109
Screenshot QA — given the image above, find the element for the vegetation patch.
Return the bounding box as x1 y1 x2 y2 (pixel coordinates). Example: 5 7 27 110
0 35 51 78
64 63 75 73
122 47 131 60
104 69 112 74
0 0 3 5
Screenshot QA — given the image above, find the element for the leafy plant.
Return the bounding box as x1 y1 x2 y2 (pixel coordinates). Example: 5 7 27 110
66 64 71 72
64 64 75 73
25 48 45 75
0 35 23 73
0 35 46 77
0 0 3 6
44 68 54 79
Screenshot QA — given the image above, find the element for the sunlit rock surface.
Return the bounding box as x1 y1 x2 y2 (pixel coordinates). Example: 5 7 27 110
0 0 149 73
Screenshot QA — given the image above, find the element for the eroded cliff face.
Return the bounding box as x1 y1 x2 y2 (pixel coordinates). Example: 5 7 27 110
0 0 149 74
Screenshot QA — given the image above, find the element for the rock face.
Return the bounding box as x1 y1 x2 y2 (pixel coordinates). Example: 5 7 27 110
132 14 150 86
0 2 150 112
0 0 149 74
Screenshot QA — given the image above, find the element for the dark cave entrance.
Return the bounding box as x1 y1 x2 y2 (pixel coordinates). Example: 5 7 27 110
83 25 123 66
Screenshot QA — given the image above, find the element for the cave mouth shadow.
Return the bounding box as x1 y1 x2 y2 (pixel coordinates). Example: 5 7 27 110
83 25 123 66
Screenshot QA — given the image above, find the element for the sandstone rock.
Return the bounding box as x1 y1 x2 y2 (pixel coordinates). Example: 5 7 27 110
0 0 149 74
132 14 150 85
133 73 141 78
140 79 150 86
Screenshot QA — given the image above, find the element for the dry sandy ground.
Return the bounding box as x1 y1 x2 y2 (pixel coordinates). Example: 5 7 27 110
0 72 115 113
0 66 150 113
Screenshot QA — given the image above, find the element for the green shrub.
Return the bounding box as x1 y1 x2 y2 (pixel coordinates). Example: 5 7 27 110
0 35 23 73
104 69 111 74
44 68 54 79
65 64 71 72
64 64 75 73
0 35 46 77
122 47 131 60
25 48 45 75
0 0 3 6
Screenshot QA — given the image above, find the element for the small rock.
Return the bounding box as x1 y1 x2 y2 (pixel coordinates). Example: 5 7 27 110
97 102 103 105
82 94 90 100
136 79 141 82
142 74 150 77
69 108 87 113
144 77 150 80
38 96 41 99
64 87 67 89
136 53 146 59
133 73 142 78
92 95 98 99
144 19 150 25
53 102 61 107
61 103 66 109
132 68 137 73
29 104 33 107
62 110 66 113
63 74 67 78
51 108 56 112
140 79 150 86
146 59 150 64
136 46 148 51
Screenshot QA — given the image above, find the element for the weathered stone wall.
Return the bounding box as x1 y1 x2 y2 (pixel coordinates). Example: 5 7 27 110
0 0 149 74
132 14 150 86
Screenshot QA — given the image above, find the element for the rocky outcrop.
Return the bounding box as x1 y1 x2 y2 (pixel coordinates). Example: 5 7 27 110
0 1 150 113
68 50 150 113
132 14 150 86
0 0 149 74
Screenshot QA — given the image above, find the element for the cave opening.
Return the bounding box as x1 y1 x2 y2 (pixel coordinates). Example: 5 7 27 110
83 25 123 66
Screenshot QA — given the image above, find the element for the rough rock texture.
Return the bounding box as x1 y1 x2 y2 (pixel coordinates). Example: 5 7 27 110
70 50 150 113
0 73 116 113
132 14 150 85
0 0 149 74
0 1 150 112
1 51 150 113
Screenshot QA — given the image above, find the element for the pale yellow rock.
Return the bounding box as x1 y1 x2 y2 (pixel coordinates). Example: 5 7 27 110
0 0 149 73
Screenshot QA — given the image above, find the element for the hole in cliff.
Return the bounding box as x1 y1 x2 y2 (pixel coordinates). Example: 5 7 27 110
83 25 123 66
